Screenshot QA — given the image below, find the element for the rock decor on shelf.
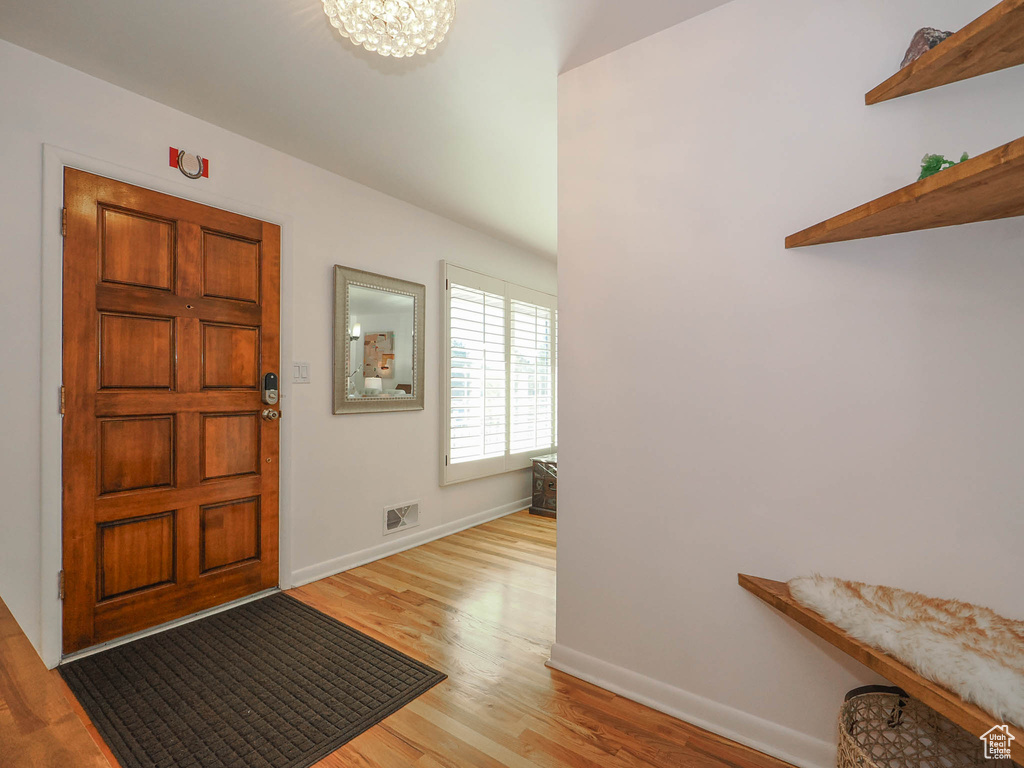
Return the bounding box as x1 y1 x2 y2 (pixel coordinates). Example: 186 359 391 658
919 152 969 181
900 27 954 68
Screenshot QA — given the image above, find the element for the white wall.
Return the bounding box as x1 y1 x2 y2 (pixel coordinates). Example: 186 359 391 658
554 2 1024 766
0 39 555 657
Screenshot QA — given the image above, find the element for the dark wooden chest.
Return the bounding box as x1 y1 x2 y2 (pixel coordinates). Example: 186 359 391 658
529 453 557 518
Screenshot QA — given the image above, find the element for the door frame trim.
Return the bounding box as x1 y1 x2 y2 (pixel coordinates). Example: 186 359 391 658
40 144 295 668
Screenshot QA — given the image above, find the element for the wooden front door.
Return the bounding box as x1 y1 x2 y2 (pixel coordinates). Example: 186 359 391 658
62 168 281 654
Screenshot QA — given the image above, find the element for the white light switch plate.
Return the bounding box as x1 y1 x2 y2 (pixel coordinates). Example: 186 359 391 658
292 362 311 384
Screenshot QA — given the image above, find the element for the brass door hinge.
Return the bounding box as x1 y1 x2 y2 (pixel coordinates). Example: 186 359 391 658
61 207 67 237
60 385 66 415
58 570 65 600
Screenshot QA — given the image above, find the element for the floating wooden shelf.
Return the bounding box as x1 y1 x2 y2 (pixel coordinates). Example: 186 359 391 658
786 135 1024 248
867 0 1024 105
739 574 1024 766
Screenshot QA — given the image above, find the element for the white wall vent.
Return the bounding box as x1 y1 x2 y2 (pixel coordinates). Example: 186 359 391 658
383 501 420 535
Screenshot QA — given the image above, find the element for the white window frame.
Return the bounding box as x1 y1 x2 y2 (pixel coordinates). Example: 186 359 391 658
441 262 557 486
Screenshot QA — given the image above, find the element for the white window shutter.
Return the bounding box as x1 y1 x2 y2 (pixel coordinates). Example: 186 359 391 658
449 283 506 464
510 299 554 455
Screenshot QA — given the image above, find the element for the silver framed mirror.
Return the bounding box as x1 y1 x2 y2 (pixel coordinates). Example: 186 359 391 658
333 265 425 414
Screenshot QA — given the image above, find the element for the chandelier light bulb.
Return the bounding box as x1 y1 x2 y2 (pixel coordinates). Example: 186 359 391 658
323 0 456 58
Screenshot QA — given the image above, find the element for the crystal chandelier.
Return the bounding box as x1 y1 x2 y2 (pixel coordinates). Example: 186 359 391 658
322 0 456 58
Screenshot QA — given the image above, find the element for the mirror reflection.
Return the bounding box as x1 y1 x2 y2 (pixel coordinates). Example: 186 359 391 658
346 285 416 399
333 265 425 415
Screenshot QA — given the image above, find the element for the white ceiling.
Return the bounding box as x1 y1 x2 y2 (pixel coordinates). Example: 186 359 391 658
0 0 730 257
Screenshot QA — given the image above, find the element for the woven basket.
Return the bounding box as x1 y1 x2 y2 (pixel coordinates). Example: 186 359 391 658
838 686 998 768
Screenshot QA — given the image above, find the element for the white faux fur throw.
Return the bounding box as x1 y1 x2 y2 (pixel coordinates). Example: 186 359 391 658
788 575 1024 728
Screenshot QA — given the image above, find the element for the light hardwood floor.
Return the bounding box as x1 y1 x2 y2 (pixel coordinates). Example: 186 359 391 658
0 596 109 767
57 510 796 768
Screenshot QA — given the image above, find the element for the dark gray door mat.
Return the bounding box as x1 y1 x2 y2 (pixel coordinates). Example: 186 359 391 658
59 592 446 768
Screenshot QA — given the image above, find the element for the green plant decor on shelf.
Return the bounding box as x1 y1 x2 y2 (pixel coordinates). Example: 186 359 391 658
919 152 969 181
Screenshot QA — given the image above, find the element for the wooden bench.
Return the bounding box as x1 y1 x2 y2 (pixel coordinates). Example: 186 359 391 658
739 574 1023 766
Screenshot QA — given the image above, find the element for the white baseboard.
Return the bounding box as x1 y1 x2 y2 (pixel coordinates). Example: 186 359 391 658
547 644 835 768
290 497 531 588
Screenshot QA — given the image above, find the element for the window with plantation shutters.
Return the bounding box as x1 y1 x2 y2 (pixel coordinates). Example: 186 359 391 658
442 263 557 485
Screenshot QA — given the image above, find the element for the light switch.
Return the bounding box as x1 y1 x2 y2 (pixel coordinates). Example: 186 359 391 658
293 362 311 384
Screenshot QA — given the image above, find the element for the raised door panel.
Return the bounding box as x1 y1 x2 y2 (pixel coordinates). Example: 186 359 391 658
99 313 175 389
203 232 260 303
200 498 260 573
100 208 175 291
97 512 176 600
98 416 175 494
202 323 260 389
202 413 260 481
